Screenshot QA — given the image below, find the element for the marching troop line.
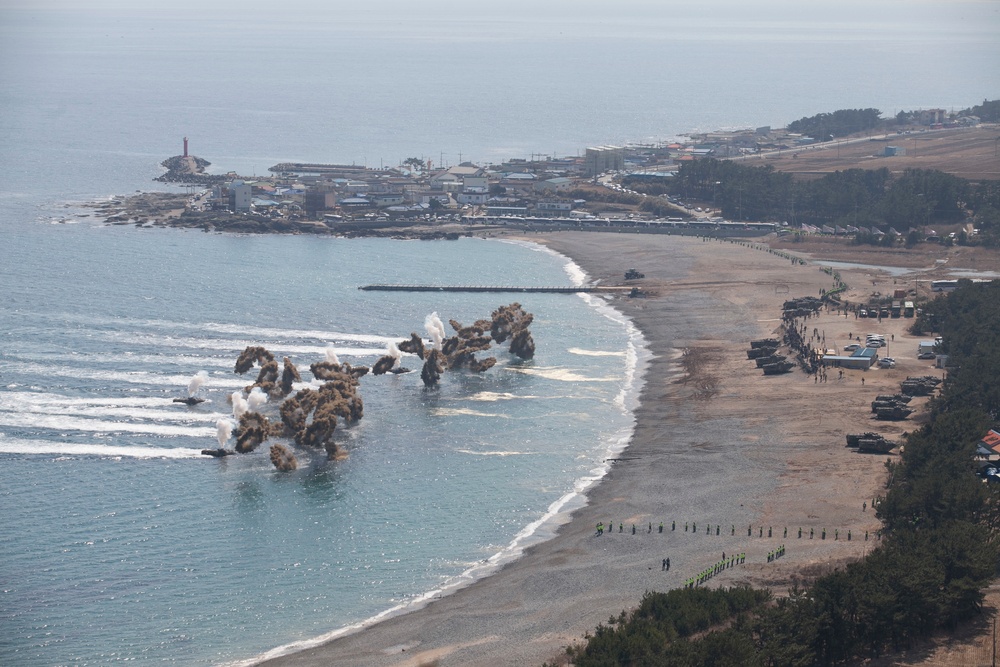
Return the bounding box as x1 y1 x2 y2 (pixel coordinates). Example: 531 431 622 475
595 520 875 542
594 517 878 590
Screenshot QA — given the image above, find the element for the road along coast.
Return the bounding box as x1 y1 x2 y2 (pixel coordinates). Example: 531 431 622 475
260 231 926 667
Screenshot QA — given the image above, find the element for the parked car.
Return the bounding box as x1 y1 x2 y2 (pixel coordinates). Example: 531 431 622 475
844 343 861 351
878 357 896 368
918 351 936 359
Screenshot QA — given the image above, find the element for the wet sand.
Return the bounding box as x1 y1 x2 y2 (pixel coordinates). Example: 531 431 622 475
261 232 926 666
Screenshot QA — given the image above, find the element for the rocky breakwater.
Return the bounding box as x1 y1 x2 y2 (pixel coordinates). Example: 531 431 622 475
155 154 227 185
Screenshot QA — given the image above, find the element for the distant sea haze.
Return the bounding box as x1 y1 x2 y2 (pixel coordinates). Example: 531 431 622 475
0 1 995 189
0 1 996 664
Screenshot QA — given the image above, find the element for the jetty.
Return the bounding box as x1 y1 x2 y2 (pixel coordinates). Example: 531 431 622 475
359 284 603 293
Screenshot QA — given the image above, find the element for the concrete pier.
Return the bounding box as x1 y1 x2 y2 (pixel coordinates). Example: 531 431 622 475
359 284 600 293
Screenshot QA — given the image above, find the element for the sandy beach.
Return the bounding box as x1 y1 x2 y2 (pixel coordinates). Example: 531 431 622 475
261 231 939 666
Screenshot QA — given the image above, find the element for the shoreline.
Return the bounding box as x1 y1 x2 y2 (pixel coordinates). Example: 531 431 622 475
259 231 910 666
236 241 653 665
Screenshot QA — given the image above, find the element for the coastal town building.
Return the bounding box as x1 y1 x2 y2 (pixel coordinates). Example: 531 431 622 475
585 146 624 176
229 180 251 212
535 200 573 216
533 177 573 193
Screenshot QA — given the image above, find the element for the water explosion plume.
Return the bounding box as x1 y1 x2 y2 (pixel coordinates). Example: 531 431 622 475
247 386 268 412
235 412 274 453
280 357 301 396
231 391 249 419
492 303 535 359
187 370 209 397
280 366 364 455
216 418 234 448
421 349 445 387
398 304 535 387
235 346 275 374
372 342 403 376
397 333 426 360
269 444 298 471
424 312 446 349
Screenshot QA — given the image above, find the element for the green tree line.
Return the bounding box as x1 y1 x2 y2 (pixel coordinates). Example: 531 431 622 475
558 280 1000 666
624 160 1000 243
959 99 1000 123
787 108 884 141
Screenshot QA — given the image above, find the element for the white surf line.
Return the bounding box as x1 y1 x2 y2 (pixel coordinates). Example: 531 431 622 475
0 439 206 459
0 413 216 437
3 362 246 389
46 330 393 359
506 366 619 382
3 311 405 346
0 403 229 424
567 347 627 357
0 393 187 408
430 408 511 418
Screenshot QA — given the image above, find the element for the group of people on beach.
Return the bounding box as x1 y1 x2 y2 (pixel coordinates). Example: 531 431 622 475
684 552 746 589
596 520 870 540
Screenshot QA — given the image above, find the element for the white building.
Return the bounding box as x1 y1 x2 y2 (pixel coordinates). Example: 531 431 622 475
229 180 252 212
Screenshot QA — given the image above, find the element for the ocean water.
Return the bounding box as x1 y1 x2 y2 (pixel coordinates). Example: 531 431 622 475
0 226 643 666
1 1 996 664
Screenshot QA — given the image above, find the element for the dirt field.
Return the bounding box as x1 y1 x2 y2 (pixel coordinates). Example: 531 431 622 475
748 125 1000 182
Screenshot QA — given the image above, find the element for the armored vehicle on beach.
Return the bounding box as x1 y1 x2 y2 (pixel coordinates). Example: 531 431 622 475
875 394 912 404
900 375 942 397
847 432 878 447
845 432 896 453
747 345 779 360
876 405 915 421
755 354 787 368
762 360 794 375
